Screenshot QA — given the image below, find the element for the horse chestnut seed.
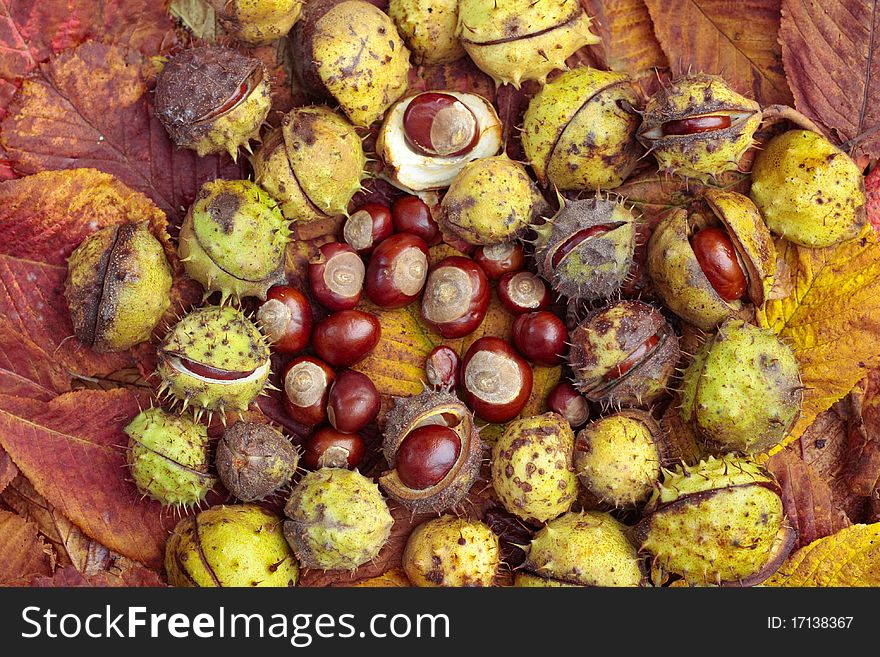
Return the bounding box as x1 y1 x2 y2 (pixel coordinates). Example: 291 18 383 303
425 346 461 390
312 310 381 367
392 196 442 245
343 203 393 255
396 425 462 490
257 286 313 354
308 242 365 311
327 370 380 434
690 227 747 302
498 271 551 314
421 256 489 338
302 427 366 470
473 242 525 280
365 233 430 308
462 337 533 423
547 382 590 428
402 92 480 158
512 311 568 366
283 356 335 427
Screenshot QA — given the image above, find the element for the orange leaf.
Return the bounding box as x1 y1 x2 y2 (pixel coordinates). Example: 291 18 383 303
580 0 668 73
352 569 411 587
0 448 17 495
0 509 53 585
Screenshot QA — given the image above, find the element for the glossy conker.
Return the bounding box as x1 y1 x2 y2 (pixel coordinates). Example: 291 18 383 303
302 426 366 470
497 271 551 314
462 337 533 423
282 356 335 427
547 382 590 428
308 242 365 311
690 227 747 302
473 242 525 280
512 311 568 366
327 370 380 434
365 233 430 308
312 309 381 367
256 285 312 354
421 256 489 338
425 345 460 390
392 195 442 246
402 92 479 158
395 424 462 490
343 203 394 255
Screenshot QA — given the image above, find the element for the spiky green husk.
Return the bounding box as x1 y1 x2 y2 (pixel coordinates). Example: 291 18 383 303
179 179 289 302
165 505 299 587
157 306 271 418
490 412 577 523
389 0 465 65
533 196 636 301
125 407 215 506
216 421 299 502
516 511 643 587
219 0 303 45
636 455 790 585
192 75 271 159
680 319 802 454
283 468 393 571
403 516 499 587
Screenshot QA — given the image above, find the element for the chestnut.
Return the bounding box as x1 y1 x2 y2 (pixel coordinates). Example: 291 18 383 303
512 311 568 366
391 195 442 246
461 337 532 423
690 227 747 302
473 242 525 280
256 285 312 354
395 424 462 490
547 382 590 428
312 309 381 367
282 356 335 427
365 233 430 308
420 256 489 338
402 92 480 158
497 271 550 314
424 345 460 391
302 426 366 470
327 369 380 434
308 242 365 311
342 202 393 255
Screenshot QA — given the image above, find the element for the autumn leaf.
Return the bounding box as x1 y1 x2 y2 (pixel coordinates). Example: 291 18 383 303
31 564 164 587
756 227 880 448
0 41 244 225
644 0 792 105
846 368 880 497
780 0 880 160
351 569 411 587
866 165 880 236
764 523 880 586
580 0 668 74
168 0 222 41
0 509 53 585
0 447 17 494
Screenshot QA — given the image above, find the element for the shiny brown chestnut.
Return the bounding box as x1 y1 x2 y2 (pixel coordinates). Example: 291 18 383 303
365 233 430 308
342 203 394 255
473 242 525 280
461 337 533 423
547 382 590 428
256 285 313 354
421 256 489 338
302 426 366 470
395 425 462 490
512 311 568 366
391 195 442 245
402 92 480 158
312 309 381 367
282 356 335 426
308 242 365 311
497 271 551 315
425 345 460 390
327 370 380 434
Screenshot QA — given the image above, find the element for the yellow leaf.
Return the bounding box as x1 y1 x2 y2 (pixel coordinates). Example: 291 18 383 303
352 568 411 587
757 226 880 450
764 523 880 587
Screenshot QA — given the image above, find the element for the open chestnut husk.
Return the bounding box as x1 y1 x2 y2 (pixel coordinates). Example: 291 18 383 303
647 189 775 330
379 391 482 513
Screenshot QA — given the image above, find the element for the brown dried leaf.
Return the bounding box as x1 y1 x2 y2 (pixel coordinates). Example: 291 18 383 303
644 0 792 105
351 569 410 587
780 0 880 159
0 448 17 494
31 564 164 587
580 0 668 73
847 368 880 497
0 509 53 585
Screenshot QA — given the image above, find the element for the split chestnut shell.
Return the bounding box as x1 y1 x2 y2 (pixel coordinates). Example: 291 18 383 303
380 391 483 513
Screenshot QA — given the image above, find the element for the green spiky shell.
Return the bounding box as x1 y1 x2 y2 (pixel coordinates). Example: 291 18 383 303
637 73 761 181
389 0 465 65
165 505 299 587
635 455 789 585
573 410 662 508
216 421 299 502
65 221 172 353
568 300 680 408
283 468 393 571
440 155 549 245
516 511 643 587
523 68 642 190
403 515 499 587
490 412 577 523
179 179 289 302
219 0 303 45
253 106 366 223
125 407 215 506
380 391 482 513
533 196 636 301
680 319 801 454
157 306 271 417
456 0 600 88
750 130 866 247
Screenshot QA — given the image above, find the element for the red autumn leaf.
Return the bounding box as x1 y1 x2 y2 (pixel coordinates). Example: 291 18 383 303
0 447 17 494
780 0 880 159
0 41 244 225
865 165 880 237
0 388 179 570
644 0 792 105
31 564 164 587
0 509 53 585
